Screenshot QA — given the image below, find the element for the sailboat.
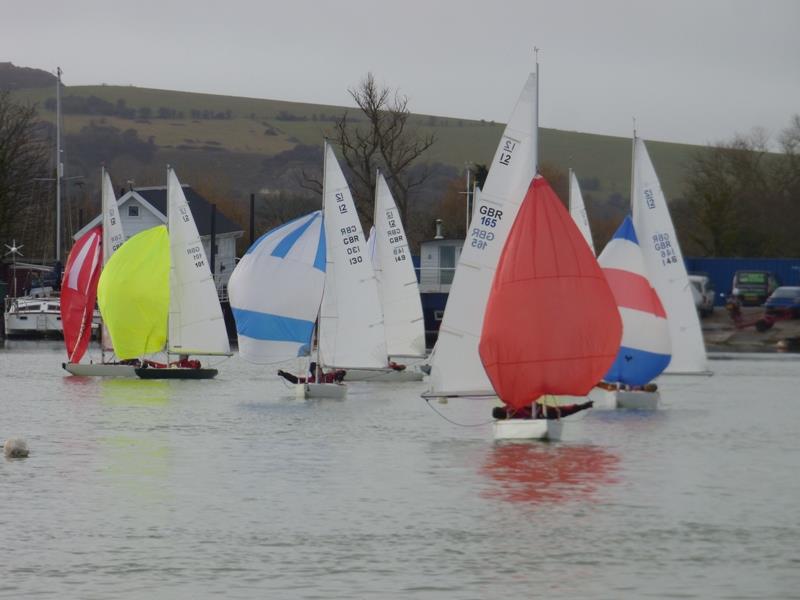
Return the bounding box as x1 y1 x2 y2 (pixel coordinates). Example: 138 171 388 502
425 69 539 400
133 167 231 379
568 169 595 255
595 216 671 409
317 142 390 383
227 210 336 396
479 176 622 441
63 168 135 376
631 135 709 375
346 171 425 382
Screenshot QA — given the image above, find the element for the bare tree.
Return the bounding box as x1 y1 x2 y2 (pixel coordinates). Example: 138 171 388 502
331 73 436 228
0 91 50 247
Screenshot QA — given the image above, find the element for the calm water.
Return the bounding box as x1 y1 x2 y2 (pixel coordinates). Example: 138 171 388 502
1 341 799 599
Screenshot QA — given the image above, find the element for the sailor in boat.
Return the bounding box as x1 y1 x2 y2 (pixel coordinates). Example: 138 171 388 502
492 400 594 420
277 362 346 384
140 355 202 369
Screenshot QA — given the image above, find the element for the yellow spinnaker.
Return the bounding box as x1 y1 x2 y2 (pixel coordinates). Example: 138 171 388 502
97 225 169 359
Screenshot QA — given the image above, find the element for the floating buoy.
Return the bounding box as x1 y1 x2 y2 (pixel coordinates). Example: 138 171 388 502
4 439 29 458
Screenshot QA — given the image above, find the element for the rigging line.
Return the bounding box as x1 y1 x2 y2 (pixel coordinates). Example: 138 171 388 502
424 398 494 428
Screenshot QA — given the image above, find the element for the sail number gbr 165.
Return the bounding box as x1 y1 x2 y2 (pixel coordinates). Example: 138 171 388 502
340 225 363 265
470 205 503 250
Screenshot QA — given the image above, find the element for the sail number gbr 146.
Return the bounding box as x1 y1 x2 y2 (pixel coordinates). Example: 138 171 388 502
470 205 503 250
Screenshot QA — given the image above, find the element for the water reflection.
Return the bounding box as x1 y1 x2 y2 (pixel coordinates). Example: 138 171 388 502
480 443 620 504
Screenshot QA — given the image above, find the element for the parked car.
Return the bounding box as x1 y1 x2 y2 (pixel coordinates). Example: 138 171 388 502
688 274 715 317
731 270 779 306
764 286 800 318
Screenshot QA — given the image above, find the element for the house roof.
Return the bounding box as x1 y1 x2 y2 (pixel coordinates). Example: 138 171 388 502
132 186 243 236
73 185 243 240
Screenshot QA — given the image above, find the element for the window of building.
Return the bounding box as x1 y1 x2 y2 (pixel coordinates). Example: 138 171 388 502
440 245 456 285
128 205 139 217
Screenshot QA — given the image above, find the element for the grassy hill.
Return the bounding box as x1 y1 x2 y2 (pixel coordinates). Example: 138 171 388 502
11 83 699 199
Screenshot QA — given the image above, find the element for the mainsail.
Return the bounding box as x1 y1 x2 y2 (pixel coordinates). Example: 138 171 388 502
428 71 538 397
631 137 707 374
60 226 102 363
319 142 387 369
229 211 326 363
166 168 230 356
598 215 671 385
569 169 595 255
100 167 126 354
370 172 425 357
97 225 170 360
479 176 622 411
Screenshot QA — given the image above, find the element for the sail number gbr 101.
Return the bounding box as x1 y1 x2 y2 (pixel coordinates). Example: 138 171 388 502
186 245 206 269
340 225 364 265
470 205 503 250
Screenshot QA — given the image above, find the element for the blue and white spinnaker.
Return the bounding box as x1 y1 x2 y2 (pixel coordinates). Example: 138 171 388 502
228 211 326 363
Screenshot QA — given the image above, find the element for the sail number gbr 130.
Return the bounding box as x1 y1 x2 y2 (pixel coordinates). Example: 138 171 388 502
340 225 364 265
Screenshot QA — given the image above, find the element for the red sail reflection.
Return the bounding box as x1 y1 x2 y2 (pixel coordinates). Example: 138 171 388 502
480 443 620 505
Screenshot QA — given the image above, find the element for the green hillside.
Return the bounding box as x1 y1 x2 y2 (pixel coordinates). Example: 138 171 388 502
11 83 698 202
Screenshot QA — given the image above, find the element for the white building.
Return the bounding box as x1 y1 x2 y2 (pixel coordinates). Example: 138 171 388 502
73 185 243 297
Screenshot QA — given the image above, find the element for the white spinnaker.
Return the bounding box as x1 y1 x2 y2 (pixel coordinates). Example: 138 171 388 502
319 143 387 369
631 137 707 374
569 169 595 256
166 168 231 356
372 172 425 357
228 211 326 364
428 72 538 396
100 167 126 353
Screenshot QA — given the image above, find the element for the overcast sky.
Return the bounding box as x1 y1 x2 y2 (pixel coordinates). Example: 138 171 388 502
2 0 797 147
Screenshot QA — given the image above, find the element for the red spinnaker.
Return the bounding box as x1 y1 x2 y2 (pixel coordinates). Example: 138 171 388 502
478 176 622 410
61 226 102 363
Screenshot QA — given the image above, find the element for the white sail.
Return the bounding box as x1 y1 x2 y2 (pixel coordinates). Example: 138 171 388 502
229 211 326 363
166 168 231 356
428 71 538 396
631 137 707 374
100 167 126 353
319 143 387 369
569 169 595 255
371 172 426 357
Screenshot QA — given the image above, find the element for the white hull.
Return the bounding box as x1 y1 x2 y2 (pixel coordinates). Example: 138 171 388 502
5 312 63 336
493 419 563 441
588 388 619 410
341 368 424 382
62 362 137 377
296 383 347 399
616 389 660 410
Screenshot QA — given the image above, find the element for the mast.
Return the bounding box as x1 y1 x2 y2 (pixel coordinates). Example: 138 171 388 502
55 67 62 262
534 49 539 175
568 167 573 210
630 119 637 215
166 164 171 361
316 141 328 381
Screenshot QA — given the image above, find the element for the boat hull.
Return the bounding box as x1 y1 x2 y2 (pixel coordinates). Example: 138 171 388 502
615 389 660 410
135 368 218 380
493 419 563 441
341 368 424 382
62 362 137 377
296 383 347 399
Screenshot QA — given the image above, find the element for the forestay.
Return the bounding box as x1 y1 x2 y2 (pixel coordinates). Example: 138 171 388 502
598 215 671 385
97 226 170 360
228 211 326 363
319 143 387 369
100 167 126 353
631 137 707 374
371 172 425 357
166 168 231 356
428 72 538 397
569 169 595 255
